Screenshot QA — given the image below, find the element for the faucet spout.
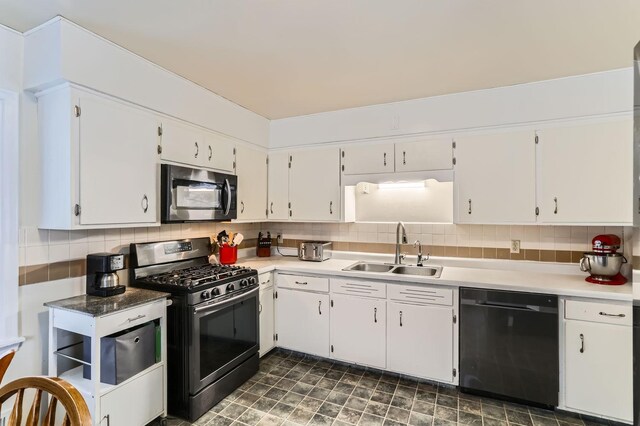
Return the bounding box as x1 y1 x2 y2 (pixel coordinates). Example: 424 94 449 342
395 222 407 264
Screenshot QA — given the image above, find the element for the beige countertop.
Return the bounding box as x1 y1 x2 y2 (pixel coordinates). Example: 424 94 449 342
238 253 633 302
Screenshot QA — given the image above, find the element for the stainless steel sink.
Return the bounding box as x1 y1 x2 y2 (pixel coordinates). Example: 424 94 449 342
390 265 443 278
342 262 396 273
343 262 443 278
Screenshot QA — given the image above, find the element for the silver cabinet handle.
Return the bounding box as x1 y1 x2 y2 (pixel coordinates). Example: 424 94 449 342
102 414 110 426
468 199 472 215
240 201 245 213
329 201 333 214
195 141 199 158
399 311 403 327
554 197 558 214
224 179 231 215
261 279 271 286
403 151 406 165
599 311 626 318
383 152 387 166
270 202 274 214
128 314 146 323
141 195 149 213
295 281 308 285
259 303 262 314
579 333 584 353
318 300 322 315
374 307 378 323
208 145 212 161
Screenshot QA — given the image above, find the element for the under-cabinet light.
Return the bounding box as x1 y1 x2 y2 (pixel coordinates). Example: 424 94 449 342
377 181 425 190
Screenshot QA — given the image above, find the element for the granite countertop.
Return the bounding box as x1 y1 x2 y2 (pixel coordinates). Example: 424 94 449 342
44 288 170 317
238 254 633 302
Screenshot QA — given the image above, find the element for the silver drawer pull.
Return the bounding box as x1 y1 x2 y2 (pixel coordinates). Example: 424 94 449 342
127 314 146 322
261 279 271 285
399 311 403 327
599 311 625 318
295 281 308 285
374 307 378 323
318 300 322 315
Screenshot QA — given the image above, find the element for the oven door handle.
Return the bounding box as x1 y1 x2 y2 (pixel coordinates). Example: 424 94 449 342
193 287 259 314
224 178 232 216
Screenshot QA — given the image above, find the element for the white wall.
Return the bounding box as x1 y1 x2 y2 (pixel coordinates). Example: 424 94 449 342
23 17 270 148
270 68 633 148
0 24 22 349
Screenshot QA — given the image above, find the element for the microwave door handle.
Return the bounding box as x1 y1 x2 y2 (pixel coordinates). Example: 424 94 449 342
224 178 232 215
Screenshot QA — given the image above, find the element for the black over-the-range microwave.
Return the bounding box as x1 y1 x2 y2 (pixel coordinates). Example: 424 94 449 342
161 164 237 223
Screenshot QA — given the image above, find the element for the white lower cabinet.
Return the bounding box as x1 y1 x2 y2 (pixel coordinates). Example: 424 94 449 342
276 284 330 358
387 301 454 383
329 293 386 369
99 365 164 426
564 318 632 422
259 273 275 357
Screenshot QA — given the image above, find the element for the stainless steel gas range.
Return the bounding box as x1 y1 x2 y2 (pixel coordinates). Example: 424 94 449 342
129 238 259 422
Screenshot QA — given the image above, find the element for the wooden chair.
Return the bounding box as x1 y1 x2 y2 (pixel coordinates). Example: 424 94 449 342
0 376 92 425
0 350 15 383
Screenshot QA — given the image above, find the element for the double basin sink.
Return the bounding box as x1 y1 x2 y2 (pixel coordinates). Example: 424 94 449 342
342 261 443 278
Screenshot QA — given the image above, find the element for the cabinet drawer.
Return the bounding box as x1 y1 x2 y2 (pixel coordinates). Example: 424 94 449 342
100 300 166 336
259 272 274 288
565 299 631 326
388 284 453 306
331 278 386 298
277 274 329 292
100 365 164 426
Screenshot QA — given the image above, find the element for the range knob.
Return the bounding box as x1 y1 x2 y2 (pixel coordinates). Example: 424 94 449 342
212 287 221 296
226 283 235 292
201 291 211 300
240 279 248 288
248 277 257 285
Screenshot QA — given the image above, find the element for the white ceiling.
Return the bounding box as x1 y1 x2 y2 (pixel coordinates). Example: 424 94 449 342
1 1 639 119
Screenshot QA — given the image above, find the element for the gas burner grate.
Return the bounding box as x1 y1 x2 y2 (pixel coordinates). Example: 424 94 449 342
143 264 251 288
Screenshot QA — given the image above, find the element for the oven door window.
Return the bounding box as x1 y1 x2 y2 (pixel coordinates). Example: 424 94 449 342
197 297 258 382
174 181 222 210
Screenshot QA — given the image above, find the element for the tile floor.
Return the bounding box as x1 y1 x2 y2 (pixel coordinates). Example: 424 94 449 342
149 350 617 426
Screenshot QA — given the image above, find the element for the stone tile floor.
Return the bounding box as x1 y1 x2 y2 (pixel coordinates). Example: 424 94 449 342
149 350 619 426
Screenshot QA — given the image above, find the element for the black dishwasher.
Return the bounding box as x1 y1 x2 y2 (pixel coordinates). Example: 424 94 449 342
460 288 559 407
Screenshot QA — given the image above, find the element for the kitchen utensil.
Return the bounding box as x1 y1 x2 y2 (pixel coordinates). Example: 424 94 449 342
257 232 272 257
233 233 244 246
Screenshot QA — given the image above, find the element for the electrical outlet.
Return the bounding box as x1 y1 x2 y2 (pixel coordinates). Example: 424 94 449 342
277 233 283 244
510 239 521 254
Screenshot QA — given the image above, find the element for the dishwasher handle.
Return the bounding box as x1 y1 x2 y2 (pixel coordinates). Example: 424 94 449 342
475 301 540 312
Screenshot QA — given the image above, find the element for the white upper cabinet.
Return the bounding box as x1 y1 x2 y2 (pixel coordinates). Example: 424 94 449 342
395 137 453 172
455 131 537 224
341 143 395 175
289 147 341 221
204 131 236 172
235 144 268 221
38 86 160 229
267 151 290 221
160 119 202 167
537 119 632 224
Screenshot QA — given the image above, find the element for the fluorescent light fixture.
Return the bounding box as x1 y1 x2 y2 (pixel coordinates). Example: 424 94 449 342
378 181 425 190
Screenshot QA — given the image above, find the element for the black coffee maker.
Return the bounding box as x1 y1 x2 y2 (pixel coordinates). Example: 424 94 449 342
86 253 126 297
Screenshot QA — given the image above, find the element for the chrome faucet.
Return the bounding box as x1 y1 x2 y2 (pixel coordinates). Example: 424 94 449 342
395 222 408 264
414 240 429 267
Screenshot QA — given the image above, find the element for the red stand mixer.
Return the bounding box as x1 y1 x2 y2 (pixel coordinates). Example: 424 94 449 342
579 234 628 285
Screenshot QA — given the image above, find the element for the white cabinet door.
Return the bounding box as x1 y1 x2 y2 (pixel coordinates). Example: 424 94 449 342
342 143 394 175
289 148 340 221
564 320 632 422
235 145 267 221
204 131 236 172
395 138 453 172
330 294 386 369
455 131 536 223
276 288 330 358
267 151 290 221
78 94 159 225
100 365 164 426
538 119 632 224
160 119 202 167
259 285 275 357
387 302 454 382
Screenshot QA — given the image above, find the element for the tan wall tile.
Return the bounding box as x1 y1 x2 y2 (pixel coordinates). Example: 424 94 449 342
524 249 540 261
24 265 48 285
496 248 510 260
510 251 525 261
482 248 497 259
444 246 458 257
540 250 556 262
469 247 483 259
457 247 470 258
556 251 572 263
49 261 70 281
